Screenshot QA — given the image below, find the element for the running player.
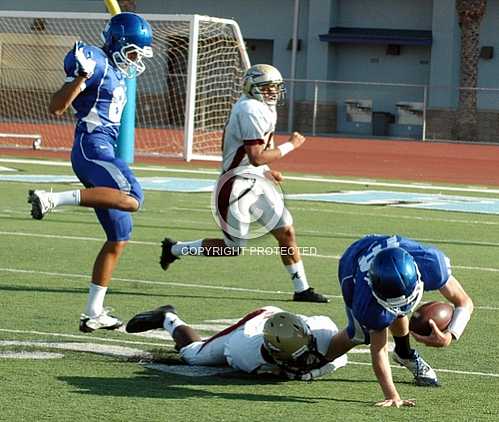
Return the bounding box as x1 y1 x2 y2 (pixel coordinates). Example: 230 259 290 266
160 64 328 303
28 13 153 332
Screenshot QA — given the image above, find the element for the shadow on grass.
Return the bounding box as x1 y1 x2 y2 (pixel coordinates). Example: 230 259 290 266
58 367 372 404
0 284 295 303
6 214 220 234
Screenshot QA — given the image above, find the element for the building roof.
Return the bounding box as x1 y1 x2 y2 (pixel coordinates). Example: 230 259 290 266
319 27 433 46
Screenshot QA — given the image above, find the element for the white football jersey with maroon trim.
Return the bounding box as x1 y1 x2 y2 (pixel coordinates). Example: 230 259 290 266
224 307 342 373
222 95 276 176
224 306 281 373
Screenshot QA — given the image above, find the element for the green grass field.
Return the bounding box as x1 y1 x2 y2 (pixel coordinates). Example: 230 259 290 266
0 157 498 421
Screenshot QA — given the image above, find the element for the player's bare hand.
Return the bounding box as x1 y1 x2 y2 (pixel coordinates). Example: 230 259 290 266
289 132 306 149
411 319 452 347
375 398 416 408
264 170 284 184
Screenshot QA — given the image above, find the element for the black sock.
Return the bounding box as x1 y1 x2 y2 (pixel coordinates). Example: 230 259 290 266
393 334 415 359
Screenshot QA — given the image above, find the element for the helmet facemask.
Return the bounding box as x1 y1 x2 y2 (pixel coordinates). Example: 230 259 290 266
243 64 286 106
371 276 424 316
250 82 286 106
112 43 153 78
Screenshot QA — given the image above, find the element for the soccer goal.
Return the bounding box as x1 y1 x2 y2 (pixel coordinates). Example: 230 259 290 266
0 11 250 161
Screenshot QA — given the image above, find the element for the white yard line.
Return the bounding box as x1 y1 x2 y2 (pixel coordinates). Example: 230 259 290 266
2 157 499 194
0 328 168 347
347 361 499 378
3 230 499 275
0 331 497 379
0 230 157 245
0 266 496 310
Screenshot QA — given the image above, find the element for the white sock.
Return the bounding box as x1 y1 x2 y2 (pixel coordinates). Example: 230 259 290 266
84 283 107 318
163 312 187 335
51 190 81 207
172 240 204 256
285 261 310 293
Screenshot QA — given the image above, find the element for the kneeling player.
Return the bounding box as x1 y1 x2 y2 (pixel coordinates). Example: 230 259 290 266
324 234 474 407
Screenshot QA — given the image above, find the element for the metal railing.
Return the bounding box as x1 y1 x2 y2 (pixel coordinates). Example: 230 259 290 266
283 79 499 143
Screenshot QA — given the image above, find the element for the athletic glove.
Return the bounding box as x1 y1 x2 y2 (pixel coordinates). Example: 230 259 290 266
283 363 336 381
73 41 96 79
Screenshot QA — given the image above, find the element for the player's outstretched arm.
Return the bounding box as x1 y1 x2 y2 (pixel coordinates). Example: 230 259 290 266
48 77 88 116
370 329 415 408
244 132 306 167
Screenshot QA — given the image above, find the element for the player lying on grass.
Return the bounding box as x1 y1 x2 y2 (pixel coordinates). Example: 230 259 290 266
159 64 328 303
28 13 153 333
324 234 474 407
126 305 347 380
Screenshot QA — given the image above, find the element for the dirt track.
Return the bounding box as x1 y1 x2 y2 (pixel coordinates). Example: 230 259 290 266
2 135 499 186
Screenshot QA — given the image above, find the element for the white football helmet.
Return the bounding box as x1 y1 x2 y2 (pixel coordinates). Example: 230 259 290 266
242 64 286 106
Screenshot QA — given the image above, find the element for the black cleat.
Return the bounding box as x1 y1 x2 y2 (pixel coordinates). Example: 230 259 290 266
126 304 177 333
293 288 329 303
160 237 179 271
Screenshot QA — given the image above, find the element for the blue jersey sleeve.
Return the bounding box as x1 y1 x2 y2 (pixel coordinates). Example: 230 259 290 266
416 247 451 291
63 44 104 89
398 237 451 291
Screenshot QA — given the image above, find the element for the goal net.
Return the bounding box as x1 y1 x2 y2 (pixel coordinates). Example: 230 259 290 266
0 11 250 160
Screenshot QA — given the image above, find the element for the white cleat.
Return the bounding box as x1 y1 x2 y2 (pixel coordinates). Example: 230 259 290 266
28 189 55 220
79 308 123 333
392 351 440 387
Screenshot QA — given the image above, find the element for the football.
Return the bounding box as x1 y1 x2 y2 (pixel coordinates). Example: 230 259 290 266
409 301 454 336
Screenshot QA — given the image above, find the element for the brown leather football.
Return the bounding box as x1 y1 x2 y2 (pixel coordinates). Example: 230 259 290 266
409 301 454 336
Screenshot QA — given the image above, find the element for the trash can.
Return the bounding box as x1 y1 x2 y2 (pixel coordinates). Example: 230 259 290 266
372 112 394 136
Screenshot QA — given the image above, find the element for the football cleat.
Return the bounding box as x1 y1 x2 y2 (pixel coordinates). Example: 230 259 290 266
28 189 55 220
392 350 440 387
79 308 123 333
160 237 179 271
126 304 177 333
293 287 329 303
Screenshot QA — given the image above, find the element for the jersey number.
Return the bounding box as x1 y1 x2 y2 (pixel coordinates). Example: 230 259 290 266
109 86 126 123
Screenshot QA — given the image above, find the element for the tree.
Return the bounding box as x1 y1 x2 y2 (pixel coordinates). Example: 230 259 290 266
455 0 487 141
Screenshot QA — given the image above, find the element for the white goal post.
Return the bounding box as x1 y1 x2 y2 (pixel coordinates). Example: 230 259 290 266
0 11 250 161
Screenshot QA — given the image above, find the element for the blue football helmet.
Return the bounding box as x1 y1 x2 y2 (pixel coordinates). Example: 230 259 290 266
102 12 153 78
368 247 424 316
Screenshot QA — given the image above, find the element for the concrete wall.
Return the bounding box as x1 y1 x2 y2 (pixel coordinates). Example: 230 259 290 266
2 0 499 140
336 0 433 29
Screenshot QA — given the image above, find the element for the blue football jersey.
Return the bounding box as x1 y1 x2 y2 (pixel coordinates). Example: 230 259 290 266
64 44 127 140
338 235 451 333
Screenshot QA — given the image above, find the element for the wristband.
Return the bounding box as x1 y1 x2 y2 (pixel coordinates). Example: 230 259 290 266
278 142 294 157
447 306 471 341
